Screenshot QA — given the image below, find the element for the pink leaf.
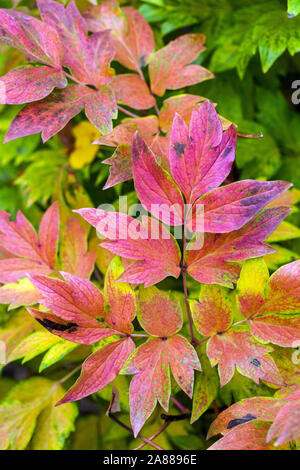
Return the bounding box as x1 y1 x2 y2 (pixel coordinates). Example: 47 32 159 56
208 421 277 450
75 209 181 287
102 145 132 190
38 0 115 87
191 285 233 337
61 216 96 279
27 307 112 345
104 257 136 334
250 315 300 348
149 34 213 96
185 207 290 287
131 133 184 226
138 286 183 337
29 272 104 326
94 116 159 147
0 8 62 67
111 74 155 110
84 2 154 73
58 337 135 403
159 94 207 134
198 180 291 233
266 388 300 446
208 396 283 439
170 101 235 203
4 85 116 143
38 200 59 268
0 202 59 282
0 65 67 105
121 335 200 436
207 330 282 387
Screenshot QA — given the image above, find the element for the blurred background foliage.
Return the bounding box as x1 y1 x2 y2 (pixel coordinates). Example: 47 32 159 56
0 0 300 450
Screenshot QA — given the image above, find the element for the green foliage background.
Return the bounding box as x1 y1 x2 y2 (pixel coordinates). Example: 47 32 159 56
0 0 300 450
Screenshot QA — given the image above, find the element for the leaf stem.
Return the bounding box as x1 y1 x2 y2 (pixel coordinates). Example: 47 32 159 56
182 232 196 345
134 421 170 450
108 391 164 450
171 396 189 414
54 364 82 388
117 105 140 118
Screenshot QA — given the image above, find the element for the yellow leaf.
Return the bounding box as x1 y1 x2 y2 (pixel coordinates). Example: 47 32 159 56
0 377 77 450
69 121 100 169
236 258 269 319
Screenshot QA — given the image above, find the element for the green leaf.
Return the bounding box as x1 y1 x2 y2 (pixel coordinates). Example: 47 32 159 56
191 344 219 423
0 377 77 450
16 150 67 206
264 244 299 270
288 0 300 17
9 331 61 364
39 340 78 372
219 370 275 407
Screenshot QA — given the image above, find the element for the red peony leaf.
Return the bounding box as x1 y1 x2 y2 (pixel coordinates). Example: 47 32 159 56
237 259 300 346
191 285 233 337
121 335 200 436
94 116 159 147
266 388 300 446
84 2 154 73
250 315 300 348
131 133 184 226
75 209 181 287
0 278 40 310
4 85 117 143
0 8 62 67
170 101 236 204
37 0 115 87
97 117 169 189
29 272 104 326
0 65 67 105
111 74 155 110
197 179 291 233
27 307 111 345
185 207 290 287
260 259 300 315
137 286 183 337
208 420 280 450
159 94 207 134
28 272 114 345
104 257 136 334
58 337 135 403
149 34 213 96
0 202 59 283
208 396 283 439
38 200 59 269
207 329 282 386
60 216 96 279
102 145 132 190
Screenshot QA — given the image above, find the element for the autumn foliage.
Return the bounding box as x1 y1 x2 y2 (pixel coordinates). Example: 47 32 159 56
0 0 299 452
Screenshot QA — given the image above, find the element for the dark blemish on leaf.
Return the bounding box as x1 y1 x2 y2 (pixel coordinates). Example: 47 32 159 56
250 358 261 368
222 147 232 158
227 413 257 429
139 54 146 67
173 142 186 158
36 318 78 333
